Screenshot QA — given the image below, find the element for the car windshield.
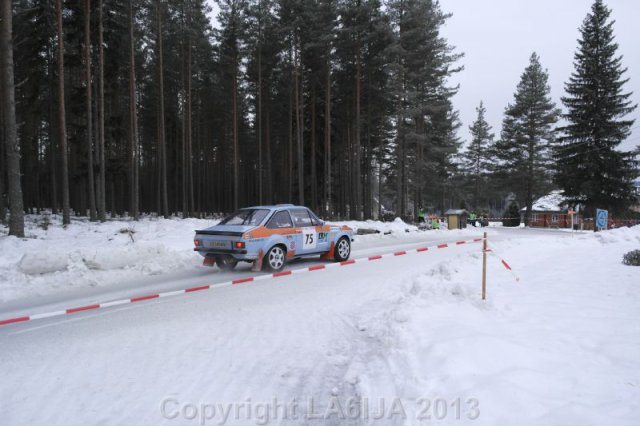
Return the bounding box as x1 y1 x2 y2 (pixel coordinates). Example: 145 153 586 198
219 209 269 226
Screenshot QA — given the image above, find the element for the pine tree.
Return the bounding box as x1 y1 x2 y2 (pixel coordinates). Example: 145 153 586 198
495 52 559 225
555 0 637 216
463 101 494 209
1 0 25 236
56 0 71 225
84 0 97 221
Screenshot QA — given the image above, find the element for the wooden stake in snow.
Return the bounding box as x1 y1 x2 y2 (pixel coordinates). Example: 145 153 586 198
482 231 488 300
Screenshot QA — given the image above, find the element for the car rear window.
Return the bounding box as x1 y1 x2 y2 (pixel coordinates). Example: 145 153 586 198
219 209 269 226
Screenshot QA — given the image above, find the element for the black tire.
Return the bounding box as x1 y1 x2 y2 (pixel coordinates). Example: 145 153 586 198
216 255 238 271
334 237 351 262
264 245 287 272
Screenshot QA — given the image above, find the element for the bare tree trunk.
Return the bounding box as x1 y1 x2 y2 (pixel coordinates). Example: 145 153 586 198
324 57 331 217
294 40 304 205
5 111 22 231
287 79 293 202
0 51 5 225
310 87 317 212
48 48 58 215
180 8 187 217
257 48 263 205
84 0 97 221
232 52 238 210
265 99 272 204
56 0 70 225
354 32 362 220
157 0 168 217
186 13 194 217
97 0 107 221
128 0 139 220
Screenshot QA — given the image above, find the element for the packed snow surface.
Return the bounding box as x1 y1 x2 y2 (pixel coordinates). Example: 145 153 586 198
1 218 640 425
0 215 430 303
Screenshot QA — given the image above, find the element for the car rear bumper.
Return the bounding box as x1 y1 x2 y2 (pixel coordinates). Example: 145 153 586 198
193 247 258 261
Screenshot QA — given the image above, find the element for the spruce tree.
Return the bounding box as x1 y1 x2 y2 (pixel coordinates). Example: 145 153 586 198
555 0 637 216
463 101 494 209
495 52 559 225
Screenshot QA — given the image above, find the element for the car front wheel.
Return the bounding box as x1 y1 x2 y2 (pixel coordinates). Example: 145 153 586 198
265 245 287 272
334 237 351 262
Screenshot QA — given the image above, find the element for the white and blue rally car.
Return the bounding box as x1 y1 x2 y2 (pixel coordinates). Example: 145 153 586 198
194 205 354 272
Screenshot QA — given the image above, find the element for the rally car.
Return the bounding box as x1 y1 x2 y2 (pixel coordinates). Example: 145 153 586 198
193 205 354 272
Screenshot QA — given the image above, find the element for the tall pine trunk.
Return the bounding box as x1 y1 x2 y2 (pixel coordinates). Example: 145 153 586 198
157 0 168 218
294 41 304 205
257 45 263 205
324 57 331 217
0 93 5 224
128 0 139 219
0 0 23 235
97 0 106 221
354 41 362 220
56 0 70 225
84 0 97 221
232 52 239 210
310 87 317 212
186 19 193 217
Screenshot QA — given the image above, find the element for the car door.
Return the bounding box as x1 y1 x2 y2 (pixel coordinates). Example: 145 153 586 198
289 209 322 254
307 208 331 253
265 210 299 254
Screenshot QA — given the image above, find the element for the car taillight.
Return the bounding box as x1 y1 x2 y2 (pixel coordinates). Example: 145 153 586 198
235 241 245 249
194 240 201 247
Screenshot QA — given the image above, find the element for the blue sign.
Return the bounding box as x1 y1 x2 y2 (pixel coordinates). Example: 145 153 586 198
596 209 608 230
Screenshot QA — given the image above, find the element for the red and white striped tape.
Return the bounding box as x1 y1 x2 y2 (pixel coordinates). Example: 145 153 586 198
485 246 520 282
0 236 484 327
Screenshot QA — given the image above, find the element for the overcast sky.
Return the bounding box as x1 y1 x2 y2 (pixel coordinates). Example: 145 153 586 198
206 0 639 152
440 0 639 152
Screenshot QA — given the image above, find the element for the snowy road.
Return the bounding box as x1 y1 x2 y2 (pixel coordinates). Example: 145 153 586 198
0 228 496 320
3 226 637 426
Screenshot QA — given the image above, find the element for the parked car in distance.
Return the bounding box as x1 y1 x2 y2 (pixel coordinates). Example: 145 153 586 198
194 205 354 272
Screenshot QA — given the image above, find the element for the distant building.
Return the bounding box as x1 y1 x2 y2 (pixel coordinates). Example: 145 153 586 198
521 190 574 228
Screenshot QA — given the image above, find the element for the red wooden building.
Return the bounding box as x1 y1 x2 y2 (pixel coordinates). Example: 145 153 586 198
522 191 575 229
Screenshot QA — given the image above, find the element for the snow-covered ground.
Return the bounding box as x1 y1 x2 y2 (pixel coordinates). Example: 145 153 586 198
0 215 218 303
1 219 639 425
0 215 453 305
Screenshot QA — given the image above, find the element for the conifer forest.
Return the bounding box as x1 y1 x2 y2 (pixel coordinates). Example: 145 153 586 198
0 0 637 237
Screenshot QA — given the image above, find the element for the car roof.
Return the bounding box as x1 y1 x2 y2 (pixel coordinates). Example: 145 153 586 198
242 204 307 211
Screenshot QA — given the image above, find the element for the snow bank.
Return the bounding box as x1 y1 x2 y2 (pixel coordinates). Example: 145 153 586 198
0 215 427 303
328 217 418 234
0 215 218 302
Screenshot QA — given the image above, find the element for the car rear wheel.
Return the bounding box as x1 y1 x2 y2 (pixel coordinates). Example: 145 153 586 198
216 255 238 271
334 237 351 262
264 245 286 272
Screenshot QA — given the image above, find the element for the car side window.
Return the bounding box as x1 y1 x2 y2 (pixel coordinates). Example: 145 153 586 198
266 211 293 229
308 210 323 226
290 209 313 227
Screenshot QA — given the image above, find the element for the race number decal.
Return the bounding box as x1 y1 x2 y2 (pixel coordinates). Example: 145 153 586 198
302 228 317 250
